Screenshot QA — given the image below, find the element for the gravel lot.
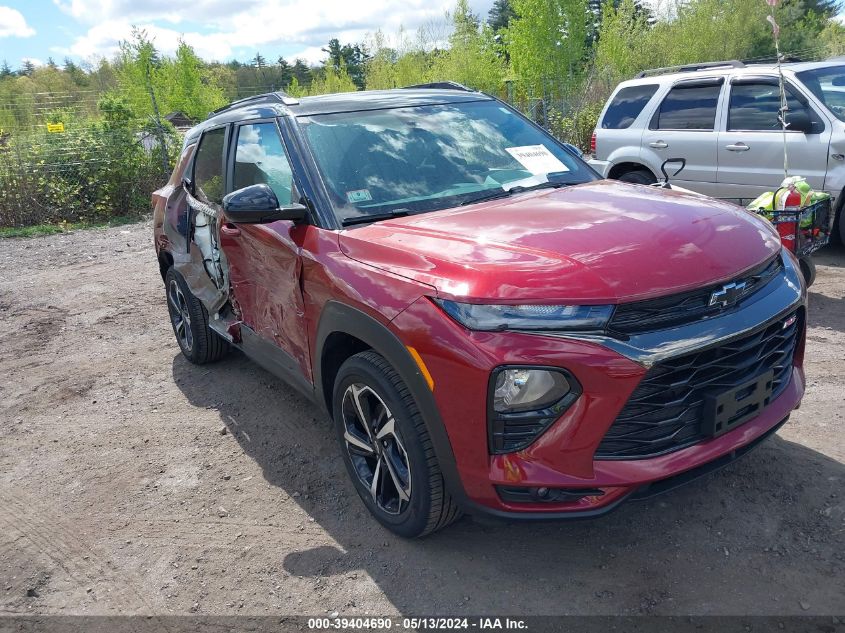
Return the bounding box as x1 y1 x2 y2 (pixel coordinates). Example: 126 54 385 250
0 220 843 618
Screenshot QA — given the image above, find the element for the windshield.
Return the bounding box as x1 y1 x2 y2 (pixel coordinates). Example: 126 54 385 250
296 100 596 225
796 65 845 122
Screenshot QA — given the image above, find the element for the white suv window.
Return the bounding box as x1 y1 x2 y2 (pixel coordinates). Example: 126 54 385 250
601 84 659 129
728 82 822 132
651 82 722 130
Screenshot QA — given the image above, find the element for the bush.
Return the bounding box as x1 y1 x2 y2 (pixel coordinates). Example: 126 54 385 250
547 101 603 153
0 98 177 228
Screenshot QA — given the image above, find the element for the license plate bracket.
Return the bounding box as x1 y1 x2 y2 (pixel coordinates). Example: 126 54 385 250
703 369 774 438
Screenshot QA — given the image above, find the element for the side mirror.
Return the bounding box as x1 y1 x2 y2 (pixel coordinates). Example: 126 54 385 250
785 110 813 134
222 184 307 224
561 142 583 158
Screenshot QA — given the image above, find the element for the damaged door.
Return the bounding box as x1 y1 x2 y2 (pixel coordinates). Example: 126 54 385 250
182 126 230 315
218 120 312 384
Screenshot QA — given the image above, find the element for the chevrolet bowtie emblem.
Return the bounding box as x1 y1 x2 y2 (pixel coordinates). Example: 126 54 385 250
709 281 747 308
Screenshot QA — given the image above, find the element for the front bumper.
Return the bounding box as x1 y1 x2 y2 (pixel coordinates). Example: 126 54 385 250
389 252 807 518
587 158 612 178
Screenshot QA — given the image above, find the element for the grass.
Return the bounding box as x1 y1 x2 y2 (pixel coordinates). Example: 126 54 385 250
0 215 143 238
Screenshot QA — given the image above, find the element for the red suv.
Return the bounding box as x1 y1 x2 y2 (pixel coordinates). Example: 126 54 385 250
153 84 806 537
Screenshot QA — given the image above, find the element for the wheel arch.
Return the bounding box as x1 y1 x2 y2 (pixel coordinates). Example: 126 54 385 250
608 161 657 181
158 249 174 281
314 301 469 507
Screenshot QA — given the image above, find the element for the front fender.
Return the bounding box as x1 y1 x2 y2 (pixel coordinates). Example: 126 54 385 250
314 301 469 508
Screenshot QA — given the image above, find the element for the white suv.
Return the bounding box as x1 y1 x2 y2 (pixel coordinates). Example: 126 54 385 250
589 59 845 242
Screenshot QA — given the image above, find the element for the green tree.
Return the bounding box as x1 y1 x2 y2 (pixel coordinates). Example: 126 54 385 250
488 0 516 31
592 0 652 82
291 58 312 87
20 60 36 77
158 40 227 119
507 0 589 95
432 0 505 92
277 58 293 89
322 38 370 89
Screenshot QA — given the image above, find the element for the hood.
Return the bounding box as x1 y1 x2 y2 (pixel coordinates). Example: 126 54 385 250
338 180 782 303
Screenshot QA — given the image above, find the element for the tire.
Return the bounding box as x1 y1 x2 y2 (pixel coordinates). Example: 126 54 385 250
332 351 461 538
836 197 845 245
164 267 229 364
618 169 657 185
798 256 817 288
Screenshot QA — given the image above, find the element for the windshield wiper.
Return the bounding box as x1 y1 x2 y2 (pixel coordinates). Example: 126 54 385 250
459 180 571 207
341 208 410 227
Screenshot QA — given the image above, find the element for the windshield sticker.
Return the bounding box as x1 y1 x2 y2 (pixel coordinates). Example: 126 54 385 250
505 145 569 175
346 189 373 203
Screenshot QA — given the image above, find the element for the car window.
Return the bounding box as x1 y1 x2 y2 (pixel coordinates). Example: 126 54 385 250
653 83 722 130
232 122 295 205
796 65 845 123
728 83 819 131
297 100 597 225
602 84 659 129
193 128 226 206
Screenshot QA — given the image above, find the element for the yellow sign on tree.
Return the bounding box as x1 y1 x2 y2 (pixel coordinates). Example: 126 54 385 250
46 122 65 133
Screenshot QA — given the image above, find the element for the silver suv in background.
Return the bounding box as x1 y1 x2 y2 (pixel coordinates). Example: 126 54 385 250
588 59 845 242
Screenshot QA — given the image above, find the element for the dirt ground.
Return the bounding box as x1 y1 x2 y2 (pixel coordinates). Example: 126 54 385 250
0 220 843 619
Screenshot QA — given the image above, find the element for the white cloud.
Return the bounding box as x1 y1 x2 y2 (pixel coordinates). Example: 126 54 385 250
21 56 43 66
54 0 492 63
0 6 36 38
57 20 236 60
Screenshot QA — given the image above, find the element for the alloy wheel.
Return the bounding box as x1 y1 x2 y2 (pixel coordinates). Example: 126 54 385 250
167 279 194 353
341 383 412 515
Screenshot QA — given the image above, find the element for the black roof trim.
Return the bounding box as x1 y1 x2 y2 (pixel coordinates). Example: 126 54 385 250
401 81 474 92
210 91 299 117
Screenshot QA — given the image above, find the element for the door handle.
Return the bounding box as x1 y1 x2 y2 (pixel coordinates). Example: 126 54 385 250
649 141 668 149
725 143 750 152
221 223 241 237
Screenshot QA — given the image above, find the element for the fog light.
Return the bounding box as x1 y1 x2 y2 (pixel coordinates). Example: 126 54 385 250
493 368 571 413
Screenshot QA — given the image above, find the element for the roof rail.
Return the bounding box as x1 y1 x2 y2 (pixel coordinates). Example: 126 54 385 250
635 60 745 79
401 81 474 92
210 91 299 117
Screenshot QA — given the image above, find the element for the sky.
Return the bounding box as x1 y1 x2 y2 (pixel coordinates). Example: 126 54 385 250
0 0 494 70
1 1 843 71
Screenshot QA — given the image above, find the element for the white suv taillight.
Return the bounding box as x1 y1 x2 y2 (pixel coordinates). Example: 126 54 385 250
590 132 596 154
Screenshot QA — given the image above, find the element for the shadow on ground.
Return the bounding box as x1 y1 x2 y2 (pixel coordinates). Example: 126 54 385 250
173 346 844 615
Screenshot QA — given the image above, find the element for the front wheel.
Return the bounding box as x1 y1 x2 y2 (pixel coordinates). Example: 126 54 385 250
332 351 460 537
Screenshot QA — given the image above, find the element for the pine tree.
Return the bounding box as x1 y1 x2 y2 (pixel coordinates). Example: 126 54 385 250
488 0 516 31
277 58 293 89
291 58 312 87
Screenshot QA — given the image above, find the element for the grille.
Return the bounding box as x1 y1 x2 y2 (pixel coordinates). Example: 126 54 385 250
609 255 784 334
595 309 802 459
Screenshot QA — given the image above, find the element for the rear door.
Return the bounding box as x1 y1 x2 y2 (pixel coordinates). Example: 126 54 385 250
716 77 830 201
640 77 724 196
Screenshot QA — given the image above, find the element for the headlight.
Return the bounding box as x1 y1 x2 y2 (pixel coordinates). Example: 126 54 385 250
435 299 613 331
493 368 571 413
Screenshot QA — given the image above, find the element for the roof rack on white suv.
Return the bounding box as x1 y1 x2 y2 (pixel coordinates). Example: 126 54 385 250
635 60 746 78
